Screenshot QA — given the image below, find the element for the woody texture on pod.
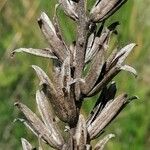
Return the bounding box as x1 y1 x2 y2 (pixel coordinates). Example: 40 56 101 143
12 0 138 149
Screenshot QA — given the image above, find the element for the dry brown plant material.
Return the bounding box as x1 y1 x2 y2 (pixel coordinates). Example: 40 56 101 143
13 0 138 149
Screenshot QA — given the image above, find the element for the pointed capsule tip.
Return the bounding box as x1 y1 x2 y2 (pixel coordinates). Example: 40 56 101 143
31 65 35 68
13 118 18 123
14 101 19 106
128 95 139 101
108 133 115 138
31 65 38 70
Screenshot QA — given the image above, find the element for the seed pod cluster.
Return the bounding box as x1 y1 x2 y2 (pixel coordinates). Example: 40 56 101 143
13 0 138 149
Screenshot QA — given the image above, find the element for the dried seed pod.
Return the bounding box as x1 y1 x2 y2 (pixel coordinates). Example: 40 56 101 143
32 65 78 125
87 43 137 96
58 0 78 20
106 48 118 70
15 102 63 149
83 22 119 95
43 83 78 125
12 48 58 59
38 12 68 62
36 90 64 146
87 94 128 139
90 0 127 22
32 66 71 124
85 28 109 63
53 58 78 125
87 82 117 127
82 49 104 95
82 28 111 95
32 65 55 89
110 43 136 68
87 65 120 97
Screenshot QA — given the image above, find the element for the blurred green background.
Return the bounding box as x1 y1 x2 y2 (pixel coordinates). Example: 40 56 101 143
0 0 150 149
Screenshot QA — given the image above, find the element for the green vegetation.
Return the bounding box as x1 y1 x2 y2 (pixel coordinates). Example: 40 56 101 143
0 0 150 149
